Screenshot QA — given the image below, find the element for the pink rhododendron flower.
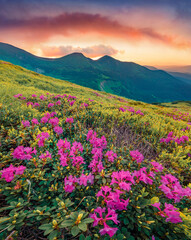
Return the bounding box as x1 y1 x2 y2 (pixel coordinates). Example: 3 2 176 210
105 150 117 163
1 164 26 182
12 146 36 160
39 95 46 100
99 223 118 238
78 173 94 186
130 150 144 163
81 103 88 108
49 117 59 127
39 151 52 160
152 202 182 224
90 207 119 237
119 107 125 112
89 159 105 173
70 141 83 156
133 167 155 185
21 120 30 127
32 94 37 97
54 126 63 135
150 161 163 172
66 118 74 124
69 100 75 106
160 132 189 145
27 102 33 106
91 148 103 161
50 112 57 117
71 156 85 168
87 130 97 141
60 153 69 167
57 139 71 152
159 174 191 202
14 94 22 98
32 118 39 125
33 102 40 107
64 175 77 193
48 103 54 108
36 132 50 147
41 117 49 124
56 100 61 105
136 110 144 116
44 112 51 119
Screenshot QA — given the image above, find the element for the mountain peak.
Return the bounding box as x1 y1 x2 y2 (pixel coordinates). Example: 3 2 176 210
98 55 115 61
65 52 86 58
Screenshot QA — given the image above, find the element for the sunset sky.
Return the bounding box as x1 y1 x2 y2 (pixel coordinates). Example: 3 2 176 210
0 0 191 66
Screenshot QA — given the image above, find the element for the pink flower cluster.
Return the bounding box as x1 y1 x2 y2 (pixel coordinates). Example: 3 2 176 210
119 106 144 116
160 132 189 144
14 94 22 98
49 117 59 127
64 173 94 192
32 118 39 125
36 132 50 147
130 150 144 163
90 207 119 237
163 109 191 122
133 167 155 185
39 151 52 160
12 146 37 160
87 130 107 173
48 103 54 108
65 118 74 124
97 186 129 211
150 161 163 172
1 164 26 182
57 139 85 169
81 103 89 108
21 120 30 127
111 170 134 192
152 202 182 224
39 95 47 101
159 174 191 203
105 150 117 163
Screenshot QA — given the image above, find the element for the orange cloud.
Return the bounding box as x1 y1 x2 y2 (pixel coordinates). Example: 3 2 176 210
41 44 120 57
1 12 190 49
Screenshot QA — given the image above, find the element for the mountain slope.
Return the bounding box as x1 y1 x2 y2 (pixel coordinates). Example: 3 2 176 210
0 42 191 103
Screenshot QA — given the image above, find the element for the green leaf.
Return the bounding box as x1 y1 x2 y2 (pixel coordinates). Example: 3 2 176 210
117 234 124 240
48 230 58 240
7 225 15 231
150 197 159 205
79 234 86 240
71 226 80 236
44 228 54 236
39 223 52 230
82 218 94 224
102 178 106 184
85 236 92 240
128 236 135 240
70 212 79 220
61 219 74 227
78 222 87 232
0 217 11 223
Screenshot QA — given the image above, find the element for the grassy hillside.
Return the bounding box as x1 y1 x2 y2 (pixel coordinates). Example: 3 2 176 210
1 42 191 103
0 61 191 240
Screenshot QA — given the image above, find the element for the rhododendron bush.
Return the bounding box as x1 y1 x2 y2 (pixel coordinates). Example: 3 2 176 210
0 93 191 240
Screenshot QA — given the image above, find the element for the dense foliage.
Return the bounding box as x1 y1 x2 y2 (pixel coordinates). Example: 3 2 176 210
0 61 191 239
0 91 191 240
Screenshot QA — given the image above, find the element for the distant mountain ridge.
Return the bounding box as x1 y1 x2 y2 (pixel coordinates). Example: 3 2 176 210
0 42 191 103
